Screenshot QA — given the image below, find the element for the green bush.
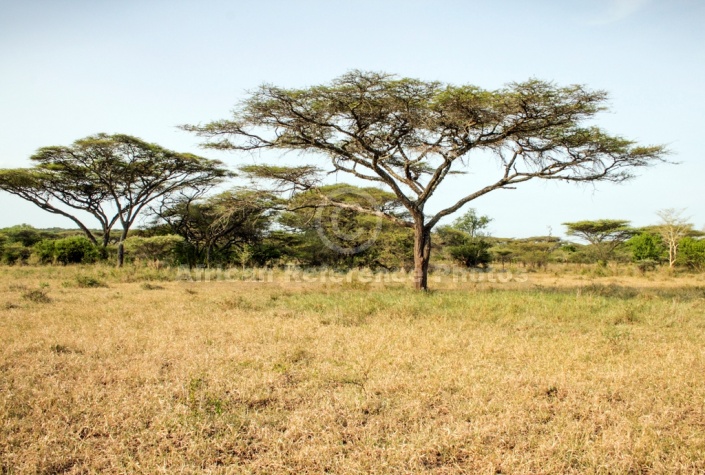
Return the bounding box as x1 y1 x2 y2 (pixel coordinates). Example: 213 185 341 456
677 237 705 271
449 240 492 268
33 239 57 264
627 232 665 263
53 236 102 265
2 242 32 265
123 235 184 265
2 224 45 247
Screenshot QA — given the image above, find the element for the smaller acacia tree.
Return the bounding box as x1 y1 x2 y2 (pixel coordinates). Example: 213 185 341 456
452 209 492 238
655 208 693 268
307 185 412 269
437 209 494 268
153 188 277 268
0 134 230 266
563 219 634 265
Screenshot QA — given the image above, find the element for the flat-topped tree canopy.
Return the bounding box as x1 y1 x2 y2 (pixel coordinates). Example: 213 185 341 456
0 133 231 266
184 71 668 290
563 219 636 264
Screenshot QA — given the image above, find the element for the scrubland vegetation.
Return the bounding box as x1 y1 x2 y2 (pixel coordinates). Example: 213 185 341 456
2 264 705 474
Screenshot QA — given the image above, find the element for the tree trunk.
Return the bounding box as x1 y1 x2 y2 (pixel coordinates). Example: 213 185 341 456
117 228 129 268
413 221 432 291
117 242 125 268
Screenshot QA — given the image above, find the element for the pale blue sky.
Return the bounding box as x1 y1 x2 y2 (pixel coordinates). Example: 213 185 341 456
1 0 703 238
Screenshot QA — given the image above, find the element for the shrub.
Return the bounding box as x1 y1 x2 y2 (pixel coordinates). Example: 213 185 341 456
33 239 57 264
75 275 108 288
2 242 32 265
627 232 665 263
2 224 45 247
677 237 705 271
33 236 102 265
53 236 102 265
22 288 51 303
449 240 492 268
124 235 184 265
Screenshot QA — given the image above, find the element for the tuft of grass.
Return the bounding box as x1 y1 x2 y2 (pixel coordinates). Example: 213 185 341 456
50 344 82 355
140 282 164 290
21 288 51 303
219 295 261 311
74 275 108 288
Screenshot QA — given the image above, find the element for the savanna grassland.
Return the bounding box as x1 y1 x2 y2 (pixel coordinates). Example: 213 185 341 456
1 265 705 474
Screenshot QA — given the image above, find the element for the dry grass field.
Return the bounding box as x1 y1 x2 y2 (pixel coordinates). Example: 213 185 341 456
1 265 705 474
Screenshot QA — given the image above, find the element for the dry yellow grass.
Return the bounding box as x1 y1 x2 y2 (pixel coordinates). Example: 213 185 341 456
1 265 705 474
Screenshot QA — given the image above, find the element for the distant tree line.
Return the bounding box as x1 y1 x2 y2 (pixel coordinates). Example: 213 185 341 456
2 206 703 272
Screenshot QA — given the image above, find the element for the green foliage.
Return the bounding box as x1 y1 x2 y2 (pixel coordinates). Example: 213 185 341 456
436 225 492 268
2 224 48 246
549 243 581 264
32 239 57 264
153 189 276 268
564 219 635 264
1 225 60 265
53 236 102 265
627 232 665 263
1 241 32 265
435 226 470 247
448 240 492 268
370 226 415 270
451 209 492 238
279 184 412 270
676 237 705 271
123 235 184 265
248 241 285 267
507 236 562 269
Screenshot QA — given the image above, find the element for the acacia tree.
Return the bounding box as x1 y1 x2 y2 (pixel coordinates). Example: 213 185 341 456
452 209 492 238
0 134 230 266
655 208 693 268
436 209 494 268
278 183 411 269
153 188 277 268
563 219 635 265
185 71 666 290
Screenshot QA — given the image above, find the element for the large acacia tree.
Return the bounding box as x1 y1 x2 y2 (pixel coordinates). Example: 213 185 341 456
185 71 666 290
0 134 230 266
